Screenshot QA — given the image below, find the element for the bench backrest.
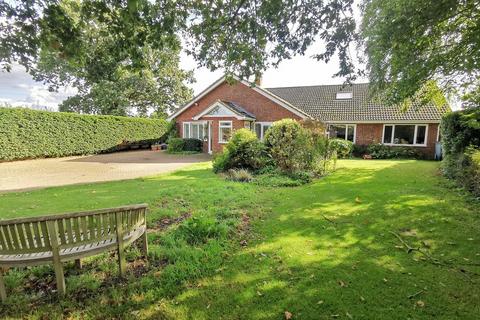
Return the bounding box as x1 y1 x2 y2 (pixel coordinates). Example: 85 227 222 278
0 204 147 255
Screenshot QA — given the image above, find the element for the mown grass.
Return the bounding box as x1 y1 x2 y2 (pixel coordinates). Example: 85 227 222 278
0 160 479 319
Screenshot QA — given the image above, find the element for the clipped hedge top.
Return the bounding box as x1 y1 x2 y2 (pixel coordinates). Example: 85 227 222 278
0 107 168 161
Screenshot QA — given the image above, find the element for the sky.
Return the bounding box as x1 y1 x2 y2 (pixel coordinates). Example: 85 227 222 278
0 39 364 111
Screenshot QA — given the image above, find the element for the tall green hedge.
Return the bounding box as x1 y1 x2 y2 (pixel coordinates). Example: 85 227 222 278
440 107 480 197
0 107 168 161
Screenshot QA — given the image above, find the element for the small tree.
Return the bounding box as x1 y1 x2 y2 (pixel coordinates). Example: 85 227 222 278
264 119 314 173
212 129 268 173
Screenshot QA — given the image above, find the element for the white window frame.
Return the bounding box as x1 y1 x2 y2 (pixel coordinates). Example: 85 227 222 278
328 124 356 143
218 120 233 144
182 121 207 140
382 124 429 147
254 122 273 140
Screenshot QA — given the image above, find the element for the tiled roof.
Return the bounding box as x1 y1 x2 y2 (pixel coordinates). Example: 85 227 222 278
265 83 450 122
222 101 256 119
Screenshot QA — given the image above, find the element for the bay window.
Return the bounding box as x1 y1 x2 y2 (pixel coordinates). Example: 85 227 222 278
219 121 233 143
329 124 356 142
382 124 428 146
183 122 207 140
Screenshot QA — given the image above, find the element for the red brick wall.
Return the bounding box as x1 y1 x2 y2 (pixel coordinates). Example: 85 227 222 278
355 123 439 159
175 80 301 153
355 124 384 145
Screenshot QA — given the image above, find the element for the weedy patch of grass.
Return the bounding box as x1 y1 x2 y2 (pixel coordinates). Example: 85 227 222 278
0 160 479 319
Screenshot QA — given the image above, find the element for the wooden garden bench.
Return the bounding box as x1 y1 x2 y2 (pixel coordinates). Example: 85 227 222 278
0 204 148 301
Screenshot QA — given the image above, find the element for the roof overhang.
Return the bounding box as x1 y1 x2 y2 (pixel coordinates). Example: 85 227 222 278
167 75 311 121
193 100 256 121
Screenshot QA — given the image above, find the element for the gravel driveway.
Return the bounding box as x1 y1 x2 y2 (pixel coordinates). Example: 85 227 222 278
0 150 211 192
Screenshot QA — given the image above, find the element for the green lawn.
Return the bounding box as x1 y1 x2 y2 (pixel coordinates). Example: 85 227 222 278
0 160 479 319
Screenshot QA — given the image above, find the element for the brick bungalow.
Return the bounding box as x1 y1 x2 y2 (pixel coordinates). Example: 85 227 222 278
168 75 450 158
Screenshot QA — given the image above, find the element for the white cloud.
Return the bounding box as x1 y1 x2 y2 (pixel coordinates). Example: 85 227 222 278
0 64 76 110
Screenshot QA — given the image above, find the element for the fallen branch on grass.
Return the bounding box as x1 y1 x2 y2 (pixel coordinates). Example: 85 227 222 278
389 231 478 282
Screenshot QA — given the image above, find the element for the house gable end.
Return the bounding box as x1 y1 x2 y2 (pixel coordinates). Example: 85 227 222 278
168 75 310 121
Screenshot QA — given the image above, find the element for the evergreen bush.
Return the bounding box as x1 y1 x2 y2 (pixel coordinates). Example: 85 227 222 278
0 107 168 161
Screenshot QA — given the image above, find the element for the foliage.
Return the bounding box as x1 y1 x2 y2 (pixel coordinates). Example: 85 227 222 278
167 138 202 153
352 144 369 157
167 138 185 153
361 0 480 106
0 161 479 318
212 151 230 174
441 108 480 197
212 129 268 173
183 139 203 152
1 0 358 89
264 119 314 173
0 107 168 161
1 0 193 116
367 143 422 159
223 169 254 183
441 107 480 157
442 147 480 198
329 138 353 158
311 135 338 176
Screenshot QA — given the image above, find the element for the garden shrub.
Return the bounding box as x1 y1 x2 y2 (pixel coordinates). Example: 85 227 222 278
367 143 422 159
0 107 168 161
441 107 480 196
329 138 353 158
212 150 231 173
212 128 268 173
352 144 369 157
441 107 480 157
183 138 203 151
167 138 185 153
223 169 254 182
264 119 314 173
167 138 202 153
312 135 338 176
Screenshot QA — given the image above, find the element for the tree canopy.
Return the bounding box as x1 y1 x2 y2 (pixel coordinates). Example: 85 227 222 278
1 0 479 109
360 0 480 107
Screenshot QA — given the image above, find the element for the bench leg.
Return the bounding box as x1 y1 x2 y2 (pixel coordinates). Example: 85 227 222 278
0 268 7 302
75 259 82 270
53 260 66 297
117 246 127 277
141 231 148 259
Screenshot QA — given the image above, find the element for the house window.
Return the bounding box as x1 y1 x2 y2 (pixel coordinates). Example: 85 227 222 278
183 122 206 140
254 122 272 140
329 124 356 143
382 124 428 146
219 121 233 143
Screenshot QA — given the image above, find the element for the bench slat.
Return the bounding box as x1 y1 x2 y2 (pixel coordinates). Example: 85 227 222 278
8 225 21 250
80 216 88 242
23 222 36 249
73 217 81 243
65 218 74 244
0 226 9 251
88 215 96 240
39 221 50 249
16 224 29 249
32 222 42 249
57 219 67 245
